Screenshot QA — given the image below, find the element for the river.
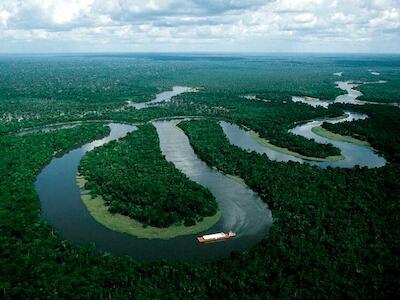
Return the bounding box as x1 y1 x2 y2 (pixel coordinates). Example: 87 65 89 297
34 79 386 262
127 86 197 109
35 121 272 262
220 111 385 168
224 80 387 168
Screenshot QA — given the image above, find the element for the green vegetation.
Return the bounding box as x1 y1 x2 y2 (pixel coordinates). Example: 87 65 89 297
1 54 399 299
357 69 400 103
0 56 161 103
249 128 344 161
79 123 218 228
0 54 347 105
0 55 356 159
323 104 400 162
174 91 344 158
77 175 221 239
179 119 400 299
312 126 370 147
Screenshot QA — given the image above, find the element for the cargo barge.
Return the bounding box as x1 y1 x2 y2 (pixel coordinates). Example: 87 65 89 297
197 231 236 243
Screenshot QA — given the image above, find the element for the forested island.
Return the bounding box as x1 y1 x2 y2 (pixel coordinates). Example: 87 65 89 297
79 123 218 229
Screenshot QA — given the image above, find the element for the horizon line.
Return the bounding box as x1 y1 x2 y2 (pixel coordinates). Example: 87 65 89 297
0 51 400 56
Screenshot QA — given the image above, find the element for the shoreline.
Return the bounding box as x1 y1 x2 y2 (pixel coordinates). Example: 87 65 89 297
76 175 221 240
311 126 370 148
248 130 344 162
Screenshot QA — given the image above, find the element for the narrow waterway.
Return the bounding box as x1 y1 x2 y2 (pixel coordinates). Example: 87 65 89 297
221 112 385 168
127 86 197 109
290 112 386 168
334 81 364 105
221 79 388 168
220 121 303 164
16 123 79 136
291 80 396 107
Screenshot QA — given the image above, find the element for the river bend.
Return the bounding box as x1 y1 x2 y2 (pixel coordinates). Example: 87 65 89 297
35 121 272 262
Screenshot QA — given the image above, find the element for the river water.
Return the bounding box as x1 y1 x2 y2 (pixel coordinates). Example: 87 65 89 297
36 121 272 262
220 112 385 169
292 80 396 107
292 81 368 106
224 80 387 168
34 79 386 262
289 112 385 168
127 86 197 109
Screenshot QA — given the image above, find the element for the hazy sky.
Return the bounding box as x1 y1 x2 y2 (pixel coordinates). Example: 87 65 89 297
1 0 399 53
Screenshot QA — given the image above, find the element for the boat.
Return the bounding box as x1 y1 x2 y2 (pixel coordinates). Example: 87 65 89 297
197 231 236 243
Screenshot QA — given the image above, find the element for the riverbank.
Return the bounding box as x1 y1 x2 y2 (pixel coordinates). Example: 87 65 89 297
76 175 221 239
311 126 370 147
248 130 344 162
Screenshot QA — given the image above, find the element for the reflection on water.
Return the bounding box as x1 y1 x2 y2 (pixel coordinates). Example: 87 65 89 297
334 81 365 105
291 81 366 107
33 76 389 263
128 86 197 109
154 120 272 234
221 111 386 168
16 124 79 136
291 80 395 107
292 96 330 108
290 112 386 168
220 121 303 164
82 123 134 151
36 121 272 262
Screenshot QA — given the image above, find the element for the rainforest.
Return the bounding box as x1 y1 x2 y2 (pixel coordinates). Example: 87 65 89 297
0 53 399 299
79 123 218 229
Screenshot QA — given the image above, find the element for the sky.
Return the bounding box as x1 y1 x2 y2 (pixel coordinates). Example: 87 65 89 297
0 0 399 53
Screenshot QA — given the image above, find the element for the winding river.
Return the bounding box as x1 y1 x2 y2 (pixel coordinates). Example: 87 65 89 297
34 79 389 262
292 80 397 107
221 112 385 169
224 80 387 168
36 120 272 262
128 86 197 109
289 112 385 168
220 121 303 164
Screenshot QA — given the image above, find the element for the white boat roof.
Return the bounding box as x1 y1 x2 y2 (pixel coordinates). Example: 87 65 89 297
202 232 225 240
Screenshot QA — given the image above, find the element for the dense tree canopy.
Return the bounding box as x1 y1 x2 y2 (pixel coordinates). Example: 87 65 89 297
79 124 218 227
179 119 400 298
323 104 400 162
172 91 344 158
0 54 399 299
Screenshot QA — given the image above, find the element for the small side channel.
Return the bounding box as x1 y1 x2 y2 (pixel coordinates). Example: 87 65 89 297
221 111 385 168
